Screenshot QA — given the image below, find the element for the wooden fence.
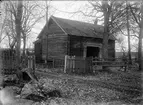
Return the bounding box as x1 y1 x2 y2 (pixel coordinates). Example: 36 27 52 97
52 59 65 68
35 55 139 73
0 48 37 75
64 56 131 74
64 55 92 74
0 49 17 74
92 57 129 71
36 58 65 69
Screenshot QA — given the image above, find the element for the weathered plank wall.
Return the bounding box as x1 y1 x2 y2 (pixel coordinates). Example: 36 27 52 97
69 35 102 57
47 34 67 60
69 35 115 59
69 36 84 57
42 18 66 60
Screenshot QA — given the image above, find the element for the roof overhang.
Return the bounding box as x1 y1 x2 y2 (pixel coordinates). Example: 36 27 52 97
33 39 41 44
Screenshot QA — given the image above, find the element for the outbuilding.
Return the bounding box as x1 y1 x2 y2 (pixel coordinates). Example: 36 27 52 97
34 16 115 63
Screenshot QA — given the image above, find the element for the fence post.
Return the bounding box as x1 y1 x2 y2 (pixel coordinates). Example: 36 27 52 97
64 55 68 73
84 57 86 73
28 56 33 69
32 55 35 71
28 56 30 68
53 58 55 68
73 56 75 73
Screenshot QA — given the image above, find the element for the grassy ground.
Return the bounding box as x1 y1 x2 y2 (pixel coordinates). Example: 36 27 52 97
33 68 143 105
1 67 142 105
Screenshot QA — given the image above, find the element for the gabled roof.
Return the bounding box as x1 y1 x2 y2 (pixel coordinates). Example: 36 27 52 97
38 16 115 40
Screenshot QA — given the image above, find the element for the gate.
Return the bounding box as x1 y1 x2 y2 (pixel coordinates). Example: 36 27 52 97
64 55 92 74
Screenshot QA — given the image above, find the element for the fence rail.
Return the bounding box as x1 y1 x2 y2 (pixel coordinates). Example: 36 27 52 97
92 61 126 66
36 58 64 69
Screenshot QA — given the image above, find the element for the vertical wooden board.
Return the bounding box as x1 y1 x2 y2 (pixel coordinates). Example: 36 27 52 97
34 41 43 63
74 57 84 74
86 58 93 73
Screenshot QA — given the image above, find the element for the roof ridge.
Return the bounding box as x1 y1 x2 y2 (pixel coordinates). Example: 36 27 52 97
52 16 103 27
53 16 91 36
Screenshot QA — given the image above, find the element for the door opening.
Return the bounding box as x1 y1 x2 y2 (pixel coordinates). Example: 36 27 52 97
86 46 100 58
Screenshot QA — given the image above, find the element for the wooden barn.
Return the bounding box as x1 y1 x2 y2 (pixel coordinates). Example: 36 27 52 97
34 16 115 63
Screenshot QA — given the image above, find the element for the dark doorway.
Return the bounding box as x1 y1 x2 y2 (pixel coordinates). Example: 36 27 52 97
86 46 100 57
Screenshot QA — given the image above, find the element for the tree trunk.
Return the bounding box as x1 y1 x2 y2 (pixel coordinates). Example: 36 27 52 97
126 2 132 64
138 31 142 71
23 36 26 58
138 3 143 71
138 25 143 71
102 23 109 61
45 1 49 63
102 1 110 61
15 0 23 66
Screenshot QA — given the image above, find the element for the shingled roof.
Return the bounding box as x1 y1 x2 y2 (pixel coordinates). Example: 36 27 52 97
38 16 115 40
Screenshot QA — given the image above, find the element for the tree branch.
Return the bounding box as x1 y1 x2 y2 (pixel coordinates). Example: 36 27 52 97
129 4 140 26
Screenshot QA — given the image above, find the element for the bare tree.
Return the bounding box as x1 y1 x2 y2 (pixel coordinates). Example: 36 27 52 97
129 1 143 70
139 3 143 71
101 0 111 60
21 1 45 57
2 1 46 67
3 1 22 50
0 1 7 44
126 1 132 64
116 35 127 54
86 1 127 60
2 0 23 63
44 0 52 63
15 0 23 64
0 1 2 43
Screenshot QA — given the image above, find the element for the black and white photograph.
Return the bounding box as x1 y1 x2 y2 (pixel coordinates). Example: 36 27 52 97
0 0 143 105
